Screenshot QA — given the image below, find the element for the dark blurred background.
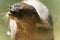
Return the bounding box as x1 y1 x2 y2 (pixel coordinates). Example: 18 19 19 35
0 0 60 40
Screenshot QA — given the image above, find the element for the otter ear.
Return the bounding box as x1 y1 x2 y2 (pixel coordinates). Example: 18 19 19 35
38 13 53 27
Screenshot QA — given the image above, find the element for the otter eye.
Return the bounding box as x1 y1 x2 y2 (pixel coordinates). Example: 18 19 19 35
37 27 49 33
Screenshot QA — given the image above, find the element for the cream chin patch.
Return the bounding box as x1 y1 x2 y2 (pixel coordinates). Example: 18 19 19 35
9 19 17 35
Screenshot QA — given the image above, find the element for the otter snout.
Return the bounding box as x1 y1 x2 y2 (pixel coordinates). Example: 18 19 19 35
9 4 25 18
9 3 37 18
10 4 23 14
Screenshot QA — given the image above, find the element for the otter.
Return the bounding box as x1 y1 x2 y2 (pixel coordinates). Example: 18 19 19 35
7 0 54 40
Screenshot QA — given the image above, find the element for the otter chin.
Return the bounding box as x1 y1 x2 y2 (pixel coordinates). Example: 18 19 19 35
7 0 54 40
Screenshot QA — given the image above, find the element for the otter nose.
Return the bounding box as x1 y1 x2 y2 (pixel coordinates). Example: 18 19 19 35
9 5 23 14
10 6 18 14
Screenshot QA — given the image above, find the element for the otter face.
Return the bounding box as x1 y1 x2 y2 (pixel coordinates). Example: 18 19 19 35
8 1 53 40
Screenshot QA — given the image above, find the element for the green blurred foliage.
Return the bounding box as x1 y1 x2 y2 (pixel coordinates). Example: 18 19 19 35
0 0 60 40
0 0 21 12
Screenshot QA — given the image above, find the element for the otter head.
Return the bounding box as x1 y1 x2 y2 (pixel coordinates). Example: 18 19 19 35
8 1 53 40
